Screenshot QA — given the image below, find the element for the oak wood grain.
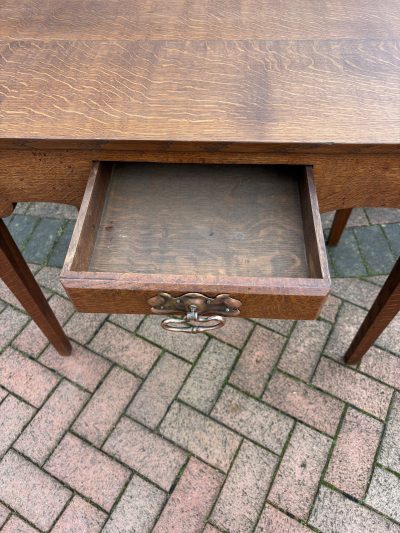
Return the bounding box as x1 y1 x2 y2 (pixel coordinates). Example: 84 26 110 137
61 162 330 319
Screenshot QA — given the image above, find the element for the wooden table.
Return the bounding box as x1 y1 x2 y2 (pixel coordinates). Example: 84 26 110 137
0 1 399 358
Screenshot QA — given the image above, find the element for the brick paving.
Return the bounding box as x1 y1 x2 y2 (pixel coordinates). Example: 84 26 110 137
0 204 398 532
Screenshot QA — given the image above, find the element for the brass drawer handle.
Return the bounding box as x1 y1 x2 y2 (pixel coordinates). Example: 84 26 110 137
148 292 242 334
161 305 225 334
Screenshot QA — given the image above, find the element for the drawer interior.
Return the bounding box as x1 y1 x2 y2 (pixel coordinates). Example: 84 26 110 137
83 163 321 279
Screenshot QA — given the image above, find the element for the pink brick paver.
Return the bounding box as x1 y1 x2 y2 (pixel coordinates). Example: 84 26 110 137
103 416 187 491
128 352 190 427
52 495 107 533
1 515 39 532
0 450 71 530
40 342 110 392
255 503 311 533
45 433 130 511
103 474 166 533
0 249 400 531
325 408 383 498
268 423 332 520
212 385 293 453
211 440 277 533
313 357 393 420
0 347 59 407
89 321 161 376
14 380 88 464
229 325 285 396
0 395 35 456
153 457 224 533
73 366 140 445
264 372 344 436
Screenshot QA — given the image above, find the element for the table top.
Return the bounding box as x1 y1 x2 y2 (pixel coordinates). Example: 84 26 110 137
0 0 399 147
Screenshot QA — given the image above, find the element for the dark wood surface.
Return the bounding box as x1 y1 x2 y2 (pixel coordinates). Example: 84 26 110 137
0 219 71 355
345 257 400 364
327 209 353 246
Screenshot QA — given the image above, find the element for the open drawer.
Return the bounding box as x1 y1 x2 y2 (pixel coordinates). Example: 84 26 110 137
61 162 330 332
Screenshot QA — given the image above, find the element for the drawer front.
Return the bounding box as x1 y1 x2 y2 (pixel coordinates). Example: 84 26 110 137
61 161 330 326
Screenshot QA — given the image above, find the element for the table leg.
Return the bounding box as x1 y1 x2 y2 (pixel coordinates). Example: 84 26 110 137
327 208 353 246
345 256 400 364
0 219 72 356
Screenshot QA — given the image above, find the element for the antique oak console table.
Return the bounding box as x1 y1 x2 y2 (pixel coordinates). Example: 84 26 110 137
0 1 399 360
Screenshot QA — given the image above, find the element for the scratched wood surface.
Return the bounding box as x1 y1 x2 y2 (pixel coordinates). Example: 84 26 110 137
0 0 399 146
89 163 309 277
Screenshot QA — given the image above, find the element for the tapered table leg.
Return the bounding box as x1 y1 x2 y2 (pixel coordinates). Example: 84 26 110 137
327 208 353 246
0 219 71 355
345 256 400 364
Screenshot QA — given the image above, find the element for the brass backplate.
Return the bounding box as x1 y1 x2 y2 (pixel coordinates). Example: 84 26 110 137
148 292 242 317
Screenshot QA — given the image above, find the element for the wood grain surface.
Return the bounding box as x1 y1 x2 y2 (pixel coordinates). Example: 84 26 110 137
0 37 399 145
90 163 309 277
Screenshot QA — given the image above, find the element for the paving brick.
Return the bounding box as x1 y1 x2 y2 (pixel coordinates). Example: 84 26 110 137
252 318 294 336
89 322 160 376
26 202 78 220
40 342 110 392
12 321 48 357
52 495 107 533
0 348 59 407
0 387 7 403
0 450 71 530
268 423 331 520
0 280 24 309
229 326 285 397
360 346 400 389
73 366 140 446
209 317 253 348
160 401 240 472
366 467 400 523
103 416 187 491
179 339 237 413
48 294 74 325
64 312 107 345
23 217 64 264
325 408 383 499
103 475 166 533
212 385 293 453
0 307 29 350
109 313 145 331
328 230 368 277
376 313 400 355
35 266 67 297
255 503 310 533
379 393 400 473
355 225 395 274
278 321 330 381
48 220 75 268
264 372 343 436
382 223 400 256
153 457 224 533
211 441 277 533
0 502 10 528
332 277 381 309
313 357 392 420
366 208 400 225
7 215 37 248
15 380 88 464
324 302 367 360
128 352 190 428
0 395 35 457
318 294 341 323
1 516 39 532
203 525 220 533
138 315 207 362
45 433 130 511
310 485 400 533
